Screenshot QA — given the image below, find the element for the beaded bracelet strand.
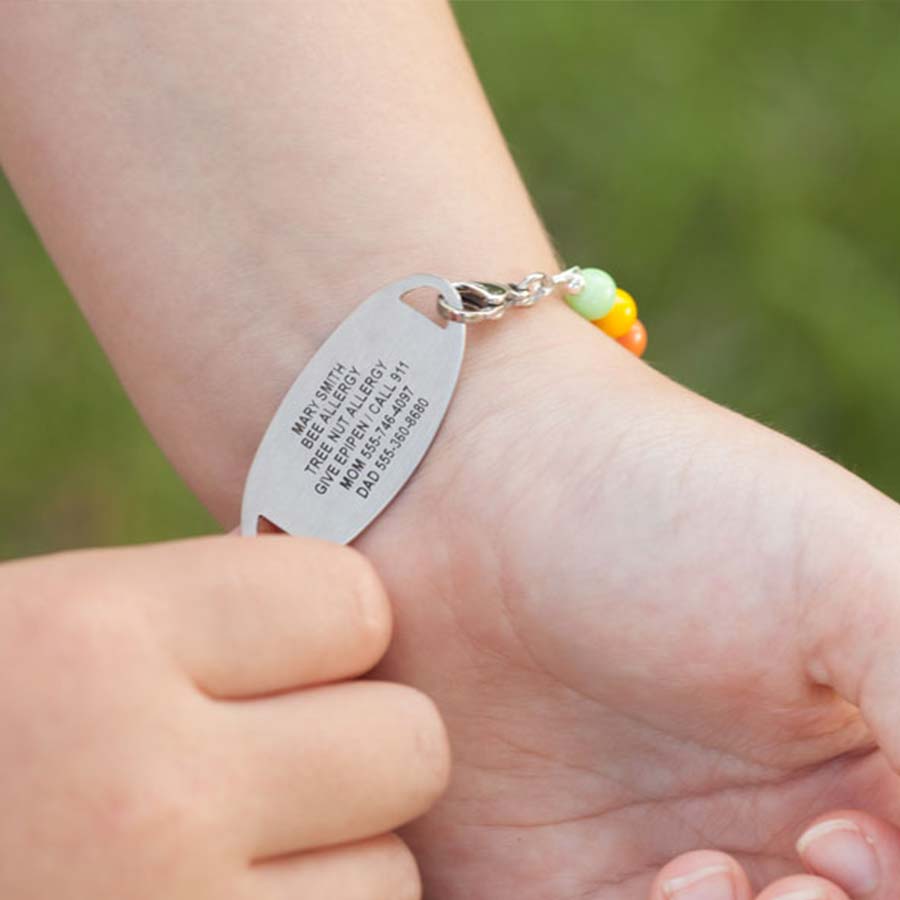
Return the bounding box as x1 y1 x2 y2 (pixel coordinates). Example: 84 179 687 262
562 267 647 358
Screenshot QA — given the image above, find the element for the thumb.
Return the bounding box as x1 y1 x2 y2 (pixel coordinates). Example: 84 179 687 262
800 471 900 766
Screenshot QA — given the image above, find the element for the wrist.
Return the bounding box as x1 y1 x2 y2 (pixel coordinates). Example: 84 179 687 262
249 268 635 535
193 253 586 517
153 249 639 532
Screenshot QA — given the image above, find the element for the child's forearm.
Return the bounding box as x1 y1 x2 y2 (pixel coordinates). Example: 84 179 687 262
0 0 583 524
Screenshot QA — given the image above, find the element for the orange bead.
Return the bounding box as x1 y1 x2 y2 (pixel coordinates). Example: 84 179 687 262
594 288 637 338
616 319 648 357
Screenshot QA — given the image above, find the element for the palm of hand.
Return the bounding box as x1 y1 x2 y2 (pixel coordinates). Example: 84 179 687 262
358 323 900 899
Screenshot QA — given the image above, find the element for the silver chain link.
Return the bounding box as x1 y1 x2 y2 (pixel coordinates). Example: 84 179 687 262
439 266 585 324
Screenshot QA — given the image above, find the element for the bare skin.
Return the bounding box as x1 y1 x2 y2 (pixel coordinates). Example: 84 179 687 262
0 536 449 899
3 3 900 898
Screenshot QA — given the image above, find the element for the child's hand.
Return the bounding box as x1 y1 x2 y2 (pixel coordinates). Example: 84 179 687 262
0 536 449 900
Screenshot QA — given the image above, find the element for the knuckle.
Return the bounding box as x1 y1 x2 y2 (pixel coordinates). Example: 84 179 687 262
88 765 219 873
5 553 147 678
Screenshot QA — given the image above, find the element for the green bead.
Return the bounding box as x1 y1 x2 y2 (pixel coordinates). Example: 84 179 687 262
565 267 617 321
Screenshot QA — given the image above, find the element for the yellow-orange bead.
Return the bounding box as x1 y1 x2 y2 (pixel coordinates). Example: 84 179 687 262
594 288 637 338
617 319 647 357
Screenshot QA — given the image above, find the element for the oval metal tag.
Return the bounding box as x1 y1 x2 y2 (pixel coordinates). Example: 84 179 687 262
240 275 466 541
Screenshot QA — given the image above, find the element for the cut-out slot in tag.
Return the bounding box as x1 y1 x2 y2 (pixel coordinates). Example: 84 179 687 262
240 275 466 543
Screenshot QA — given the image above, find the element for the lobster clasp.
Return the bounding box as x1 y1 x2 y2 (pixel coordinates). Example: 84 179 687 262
440 281 512 323
453 281 511 312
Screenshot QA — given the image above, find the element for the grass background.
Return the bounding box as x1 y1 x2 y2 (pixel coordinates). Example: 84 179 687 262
2 1 899 560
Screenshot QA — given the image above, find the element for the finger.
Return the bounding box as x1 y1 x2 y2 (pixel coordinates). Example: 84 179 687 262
796 809 900 900
246 833 420 900
650 850 753 900
223 680 450 859
755 875 849 900
131 535 392 697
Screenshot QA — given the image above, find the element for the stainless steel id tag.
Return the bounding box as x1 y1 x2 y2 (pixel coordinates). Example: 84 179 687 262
240 275 466 542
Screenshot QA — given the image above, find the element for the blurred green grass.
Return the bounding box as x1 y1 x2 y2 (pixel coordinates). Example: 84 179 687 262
2 1 899 560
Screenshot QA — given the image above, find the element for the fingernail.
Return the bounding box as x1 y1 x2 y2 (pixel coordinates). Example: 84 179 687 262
662 864 734 900
796 818 880 896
